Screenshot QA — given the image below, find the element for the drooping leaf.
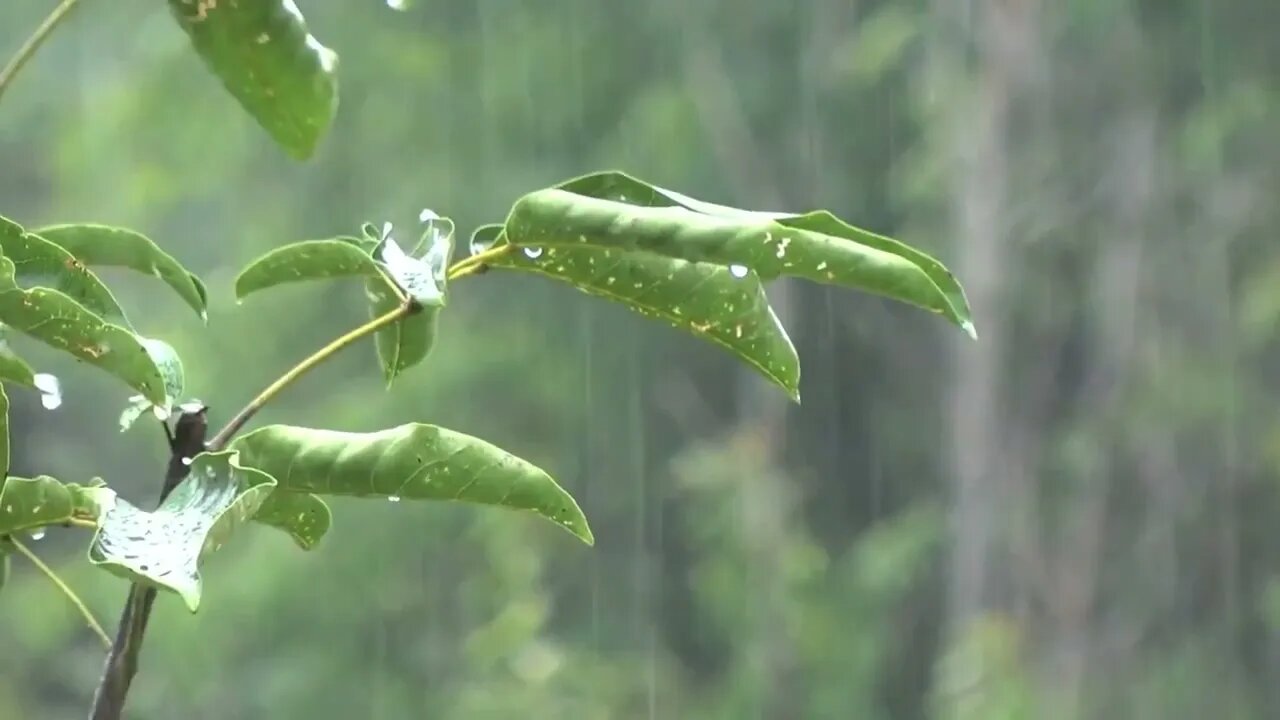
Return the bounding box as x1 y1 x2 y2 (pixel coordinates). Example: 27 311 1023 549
0 476 115 535
234 238 381 300
559 171 975 336
88 450 276 611
0 217 128 323
251 491 331 550
33 224 208 320
230 423 593 545
0 256 168 406
473 225 801 400
168 0 339 160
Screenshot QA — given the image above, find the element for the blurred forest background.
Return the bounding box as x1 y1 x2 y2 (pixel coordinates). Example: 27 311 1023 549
2 0 1279 718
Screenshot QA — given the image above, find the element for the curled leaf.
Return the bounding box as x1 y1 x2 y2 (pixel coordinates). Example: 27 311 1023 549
88 451 276 612
33 224 208 321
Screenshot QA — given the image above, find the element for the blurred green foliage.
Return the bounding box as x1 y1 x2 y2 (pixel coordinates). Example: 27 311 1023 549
1 0 1279 718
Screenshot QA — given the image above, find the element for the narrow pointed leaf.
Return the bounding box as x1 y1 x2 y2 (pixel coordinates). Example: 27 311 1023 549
34 224 208 320
0 217 128 323
506 188 958 327
234 238 381 300
0 476 115 534
0 257 168 405
560 171 975 335
251 491 331 550
88 450 276 611
230 423 593 545
168 0 339 160
475 226 800 400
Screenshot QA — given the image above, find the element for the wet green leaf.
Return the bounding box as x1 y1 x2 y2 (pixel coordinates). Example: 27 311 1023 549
474 225 801 400
0 217 128 323
231 423 593 545
168 0 339 160
0 256 169 406
561 171 974 335
88 451 276 611
0 476 114 535
234 238 381 300
521 174 974 337
34 224 208 321
251 491 331 550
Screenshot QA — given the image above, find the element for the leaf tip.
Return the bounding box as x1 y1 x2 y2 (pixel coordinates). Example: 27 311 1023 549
961 320 978 341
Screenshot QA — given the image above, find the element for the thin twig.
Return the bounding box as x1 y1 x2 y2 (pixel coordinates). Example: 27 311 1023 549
10 536 110 648
0 0 85 105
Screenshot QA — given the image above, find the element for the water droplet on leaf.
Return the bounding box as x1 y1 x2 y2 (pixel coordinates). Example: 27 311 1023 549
388 495 401 503
29 529 45 541
523 247 544 259
728 264 749 279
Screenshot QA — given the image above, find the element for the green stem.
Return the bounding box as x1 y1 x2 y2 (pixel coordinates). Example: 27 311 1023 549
0 0 84 105
9 536 110 648
208 299 415 450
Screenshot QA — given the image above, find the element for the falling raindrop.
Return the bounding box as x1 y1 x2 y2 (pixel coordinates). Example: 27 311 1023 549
29 529 45 541
728 264 749 278
33 373 61 410
523 247 544 259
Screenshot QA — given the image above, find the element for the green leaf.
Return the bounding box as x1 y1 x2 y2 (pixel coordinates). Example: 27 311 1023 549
168 0 339 160
0 217 128 324
536 172 975 337
251 491 331 550
230 423 593 545
88 451 276 611
33 224 209 321
0 476 114 534
234 238 382 300
561 171 974 334
0 256 169 406
475 225 801 400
